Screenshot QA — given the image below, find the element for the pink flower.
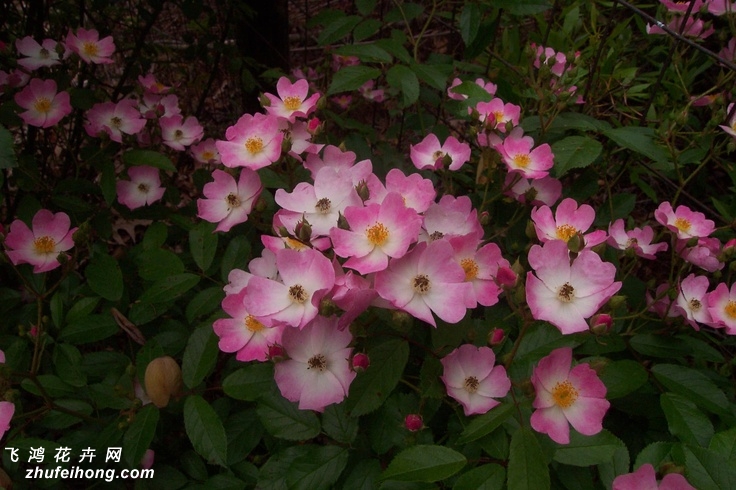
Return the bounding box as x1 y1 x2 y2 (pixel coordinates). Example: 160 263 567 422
421 195 484 242
116 166 166 210
676 237 723 272
707 0 736 15
708 282 736 334
674 273 712 330
264 77 320 122
495 128 554 179
366 168 436 213
410 134 471 171
404 414 423 431
14 79 72 128
655 202 715 240
16 37 61 70
138 73 171 94
4 209 77 273
612 463 695 490
190 138 221 165
217 113 283 170
531 198 608 248
504 174 562 206
526 240 621 334
647 17 714 38
358 80 385 102
197 169 262 232
440 344 511 416
476 97 521 133
449 234 509 307
160 115 204 151
607 219 668 259
532 44 569 77
331 192 422 274
374 240 473 327
213 289 285 362
0 402 14 442
660 0 705 12
85 99 146 143
65 28 115 64
243 248 335 329
720 102 736 139
141 449 155 470
273 315 356 411
303 145 357 179
0 349 5 364
530 347 609 444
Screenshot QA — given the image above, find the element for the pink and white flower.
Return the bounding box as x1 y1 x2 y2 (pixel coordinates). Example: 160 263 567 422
707 0 736 15
719 102 736 138
4 209 78 273
504 174 562 206
530 347 610 444
647 16 714 38
707 282 736 334
532 44 569 77
217 113 283 170
495 128 554 179
440 344 511 416
65 27 115 64
116 166 166 210
612 463 695 490
526 240 621 334
374 240 473 327
676 237 723 272
421 195 484 242
138 73 171 94
190 138 221 165
476 97 521 133
14 78 72 128
660 0 705 12
273 315 355 412
607 219 668 259
410 134 471 171
85 99 146 143
366 168 436 213
0 402 14 442
449 234 509 307
264 77 320 122
531 198 608 248
197 169 262 232
16 37 61 70
655 201 715 240
160 115 204 151
674 273 712 330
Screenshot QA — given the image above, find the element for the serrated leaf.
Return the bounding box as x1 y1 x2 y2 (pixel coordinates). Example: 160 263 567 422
222 363 275 401
387 64 420 106
603 127 670 167
182 326 219 389
343 459 382 490
322 403 358 444
660 392 714 447
492 0 552 14
554 430 625 466
356 0 376 15
86 252 124 301
457 403 515 444
651 364 729 415
317 15 362 45
100 160 116 205
381 445 466 482
138 273 200 304
186 287 225 324
123 404 159 468
508 428 550 490
635 442 674 468
258 445 349 490
60 314 118 344
0 125 18 169
710 427 736 460
256 392 321 441
460 3 481 45
220 235 251 282
53 344 87 388
327 66 382 96
411 62 452 91
453 463 505 490
552 136 602 177
346 339 409 416
334 44 392 63
190 222 218 271
598 360 648 399
122 150 176 171
184 395 228 467
629 334 691 358
682 445 736 490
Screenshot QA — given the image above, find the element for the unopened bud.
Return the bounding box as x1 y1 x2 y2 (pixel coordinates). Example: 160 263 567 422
259 93 270 108
268 344 285 362
355 180 370 202
141 449 155 469
607 295 627 310
351 353 370 372
319 297 339 317
525 220 538 239
404 414 423 432
488 328 504 346
390 310 413 332
496 266 518 288
479 211 490 226
295 218 312 243
254 195 268 213
337 212 350 230
567 233 583 254
144 356 182 408
307 117 321 135
441 153 453 169
590 313 613 335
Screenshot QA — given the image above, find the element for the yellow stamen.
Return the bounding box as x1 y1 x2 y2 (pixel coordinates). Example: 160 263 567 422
82 41 99 57
283 96 302 111
724 301 736 319
513 154 531 168
33 97 52 114
366 222 389 246
460 258 479 281
245 137 264 155
674 217 691 232
33 236 56 254
552 380 578 408
244 315 265 333
556 224 578 242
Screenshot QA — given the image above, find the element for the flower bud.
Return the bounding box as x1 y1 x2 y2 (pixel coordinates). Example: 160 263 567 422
144 356 182 408
525 220 537 239
488 328 505 346
496 266 518 288
607 295 627 310
294 218 312 243
336 212 350 230
567 233 583 254
254 195 268 213
268 344 286 362
390 310 413 332
479 211 490 226
351 353 370 372
590 313 613 335
404 414 423 432
319 297 340 317
355 180 370 202
307 117 321 135
141 449 155 469
259 93 271 108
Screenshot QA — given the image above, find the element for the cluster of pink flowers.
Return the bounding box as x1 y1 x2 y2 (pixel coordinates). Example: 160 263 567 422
649 0 736 39
530 43 584 104
0 349 13 443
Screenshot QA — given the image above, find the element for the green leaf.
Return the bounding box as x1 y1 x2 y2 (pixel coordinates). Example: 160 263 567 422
226 409 263 465
603 127 671 168
356 0 377 15
710 427 736 460
346 339 410 416
317 15 362 45
651 364 729 415
411 62 452 91
39 399 94 430
334 43 393 63
453 463 505 490
459 2 481 45
554 430 626 466
190 222 218 272
457 403 515 444
629 334 691 358
682 445 736 490
138 273 200 304
256 392 321 441
86 252 124 301
122 149 176 171
375 37 412 64
381 445 467 482
635 442 674 468
53 344 87 388
491 0 552 14
60 314 118 344
322 403 358 444
222 363 275 401
123 404 159 468
137 248 185 281
551 136 602 177
449 81 494 105
220 235 251 282
343 459 382 490
0 125 18 168
327 66 382 96
258 445 349 490
387 65 420 106
660 392 714 447
184 395 228 467
182 326 219 389
598 360 648 399
507 428 550 490
353 19 383 42
186 287 225 324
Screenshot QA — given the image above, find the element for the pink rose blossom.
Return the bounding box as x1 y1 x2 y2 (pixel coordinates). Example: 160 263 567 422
160 115 204 151
366 168 436 213
707 0 736 15
303 145 356 179
440 344 511 416
647 16 714 38
197 169 262 232
719 102 736 138
476 97 521 133
14 78 72 128
495 128 554 179
660 0 705 12
504 174 562 206
0 349 4 364
607 219 668 259
612 463 695 490
4 209 78 273
526 240 621 334
674 273 712 330
410 133 471 171
358 80 385 102
0 402 14 442
676 237 723 272
647 283 677 319
421 195 484 242
65 27 115 64
273 315 356 411
217 112 283 170
531 198 608 248
264 77 320 122
85 99 146 143
330 260 377 330
532 44 569 77
116 166 166 210
138 73 171 94
190 138 221 165
449 234 509 307
404 414 423 431
285 120 324 159
708 282 736 334
447 77 497 101
654 201 715 240
530 347 610 444
16 37 61 70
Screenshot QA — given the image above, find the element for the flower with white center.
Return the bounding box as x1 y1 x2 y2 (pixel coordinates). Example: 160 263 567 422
116 166 166 210
675 273 713 330
16 37 61 70
264 77 320 122
655 201 715 240
4 209 78 273
708 282 736 334
531 197 608 248
14 78 72 128
197 169 262 232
